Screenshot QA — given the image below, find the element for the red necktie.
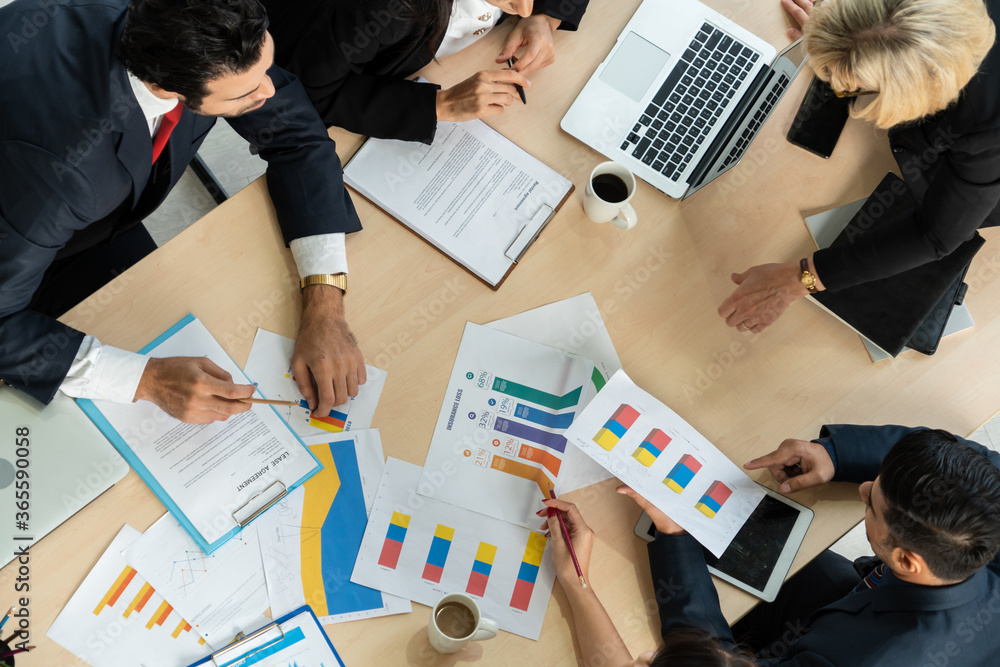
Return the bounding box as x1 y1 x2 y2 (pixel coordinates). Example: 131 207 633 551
151 104 183 164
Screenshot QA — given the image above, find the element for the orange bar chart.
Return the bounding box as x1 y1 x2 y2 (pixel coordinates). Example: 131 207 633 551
518 444 561 476
93 566 137 616
490 456 551 496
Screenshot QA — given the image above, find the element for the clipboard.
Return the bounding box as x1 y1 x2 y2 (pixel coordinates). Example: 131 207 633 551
187 606 344 667
343 119 575 290
77 314 323 554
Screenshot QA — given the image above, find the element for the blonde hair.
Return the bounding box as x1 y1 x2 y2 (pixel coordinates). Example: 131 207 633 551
804 0 996 128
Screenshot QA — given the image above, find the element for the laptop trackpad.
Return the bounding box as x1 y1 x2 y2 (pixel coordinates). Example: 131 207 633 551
599 32 671 102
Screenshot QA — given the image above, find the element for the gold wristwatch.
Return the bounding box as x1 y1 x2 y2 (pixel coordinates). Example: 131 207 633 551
799 258 817 293
299 273 348 294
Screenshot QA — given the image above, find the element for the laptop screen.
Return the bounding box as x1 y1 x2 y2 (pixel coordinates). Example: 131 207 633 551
599 32 671 102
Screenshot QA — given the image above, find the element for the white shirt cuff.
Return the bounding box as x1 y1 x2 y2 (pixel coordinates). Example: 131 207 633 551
59 336 149 403
290 233 348 279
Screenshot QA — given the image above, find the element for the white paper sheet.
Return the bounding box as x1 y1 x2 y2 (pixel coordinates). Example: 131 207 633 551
486 293 621 492
122 515 270 646
344 120 572 286
256 430 411 625
46 526 212 667
243 328 386 436
562 370 765 557
419 323 596 529
352 458 555 640
81 317 319 549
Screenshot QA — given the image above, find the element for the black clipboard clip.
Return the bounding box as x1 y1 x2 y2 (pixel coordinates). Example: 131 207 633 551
504 204 555 264
209 622 285 666
231 480 286 527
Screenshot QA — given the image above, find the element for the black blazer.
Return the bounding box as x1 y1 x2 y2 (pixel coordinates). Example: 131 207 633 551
813 0 1000 291
649 424 1000 666
264 0 589 143
0 0 362 405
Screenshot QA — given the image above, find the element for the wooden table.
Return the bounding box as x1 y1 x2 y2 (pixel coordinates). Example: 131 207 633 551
13 0 1000 664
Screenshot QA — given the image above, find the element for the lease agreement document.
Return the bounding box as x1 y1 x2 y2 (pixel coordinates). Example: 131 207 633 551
344 120 573 287
77 315 322 552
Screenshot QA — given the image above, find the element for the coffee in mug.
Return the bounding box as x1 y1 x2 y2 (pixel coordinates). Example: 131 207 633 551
435 601 476 639
591 173 630 203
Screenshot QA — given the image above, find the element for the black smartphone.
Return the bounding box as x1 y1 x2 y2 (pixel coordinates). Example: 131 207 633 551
786 75 852 159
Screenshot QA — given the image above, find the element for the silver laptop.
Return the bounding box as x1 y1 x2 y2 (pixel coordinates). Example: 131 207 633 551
1 389 130 566
561 1 808 200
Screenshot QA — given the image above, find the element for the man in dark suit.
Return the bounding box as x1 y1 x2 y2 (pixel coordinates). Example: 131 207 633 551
627 425 1000 664
0 0 366 423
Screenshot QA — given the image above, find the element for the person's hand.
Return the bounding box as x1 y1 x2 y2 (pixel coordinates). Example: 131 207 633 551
291 285 366 417
781 0 813 40
718 260 820 333
744 438 835 493
134 356 254 424
435 69 531 122
616 485 687 536
539 498 594 585
496 14 561 76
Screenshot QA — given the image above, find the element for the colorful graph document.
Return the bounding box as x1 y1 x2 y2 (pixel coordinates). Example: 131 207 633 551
352 458 556 640
420 323 596 529
256 430 411 624
344 119 573 287
485 292 623 493
47 526 211 667
121 515 270 646
188 606 344 667
563 370 765 557
243 328 386 437
77 315 322 553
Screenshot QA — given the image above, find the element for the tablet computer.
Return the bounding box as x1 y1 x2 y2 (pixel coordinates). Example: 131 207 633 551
634 484 813 602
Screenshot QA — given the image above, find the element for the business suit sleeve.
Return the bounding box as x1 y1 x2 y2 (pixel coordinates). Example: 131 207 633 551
0 141 89 404
226 65 364 245
273 3 440 143
647 533 735 644
534 0 590 30
813 134 1000 291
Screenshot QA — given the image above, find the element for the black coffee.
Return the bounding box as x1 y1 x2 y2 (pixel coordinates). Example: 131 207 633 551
592 173 629 203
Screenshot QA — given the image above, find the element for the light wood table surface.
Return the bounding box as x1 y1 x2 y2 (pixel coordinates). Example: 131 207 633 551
11 0 1000 665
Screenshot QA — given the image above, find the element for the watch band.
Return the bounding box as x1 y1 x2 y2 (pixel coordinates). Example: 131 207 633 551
799 258 817 293
299 273 348 294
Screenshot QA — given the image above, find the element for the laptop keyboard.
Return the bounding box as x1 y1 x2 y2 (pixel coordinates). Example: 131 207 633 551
620 23 760 182
720 73 791 168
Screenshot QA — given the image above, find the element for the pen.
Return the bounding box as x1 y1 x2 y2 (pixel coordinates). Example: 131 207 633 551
0 607 11 632
507 58 527 105
238 398 302 407
547 484 587 588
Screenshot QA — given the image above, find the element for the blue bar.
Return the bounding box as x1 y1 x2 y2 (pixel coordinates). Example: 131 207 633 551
386 523 407 543
472 559 493 576
517 561 539 584
427 536 452 568
604 419 628 438
668 463 695 487
698 496 722 513
640 441 661 458
514 403 575 429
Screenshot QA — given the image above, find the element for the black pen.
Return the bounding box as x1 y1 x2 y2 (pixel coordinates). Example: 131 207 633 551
507 57 527 105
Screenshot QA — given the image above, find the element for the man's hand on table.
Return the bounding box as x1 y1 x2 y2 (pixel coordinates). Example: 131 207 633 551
291 284 366 417
744 438 835 493
134 357 254 424
718 259 822 333
497 14 562 75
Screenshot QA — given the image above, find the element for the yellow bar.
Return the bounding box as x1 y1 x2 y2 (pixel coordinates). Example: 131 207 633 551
300 444 341 618
146 600 172 630
475 542 498 565
123 583 153 618
434 524 456 541
391 511 411 529
695 502 717 518
93 566 134 616
593 428 619 451
523 532 547 567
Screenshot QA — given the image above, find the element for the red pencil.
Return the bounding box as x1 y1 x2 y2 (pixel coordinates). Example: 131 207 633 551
547 484 587 588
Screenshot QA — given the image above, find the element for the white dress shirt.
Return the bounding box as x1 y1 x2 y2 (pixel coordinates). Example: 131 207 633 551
59 73 348 403
436 0 503 58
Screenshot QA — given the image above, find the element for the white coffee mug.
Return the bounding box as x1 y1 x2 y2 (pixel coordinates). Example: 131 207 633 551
427 593 499 654
584 161 638 229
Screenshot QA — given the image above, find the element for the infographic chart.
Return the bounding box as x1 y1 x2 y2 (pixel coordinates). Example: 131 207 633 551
564 371 765 557
420 323 596 529
243 329 386 437
353 458 556 640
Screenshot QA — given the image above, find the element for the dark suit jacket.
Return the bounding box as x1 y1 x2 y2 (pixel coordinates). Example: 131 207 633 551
813 0 1000 291
264 0 589 143
649 424 1000 666
0 0 362 405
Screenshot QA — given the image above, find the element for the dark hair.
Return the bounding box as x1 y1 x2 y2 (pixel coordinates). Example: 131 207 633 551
391 0 454 58
117 0 270 109
878 429 1000 581
651 629 757 667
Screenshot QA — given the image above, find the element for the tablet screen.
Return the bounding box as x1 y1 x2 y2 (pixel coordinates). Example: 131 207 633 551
702 494 799 590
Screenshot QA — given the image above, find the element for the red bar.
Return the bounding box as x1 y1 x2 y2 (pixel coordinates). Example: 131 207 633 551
646 429 672 451
706 481 733 505
422 563 444 583
378 539 403 569
680 454 702 473
611 404 640 428
108 569 137 608
510 578 534 611
466 571 489 597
